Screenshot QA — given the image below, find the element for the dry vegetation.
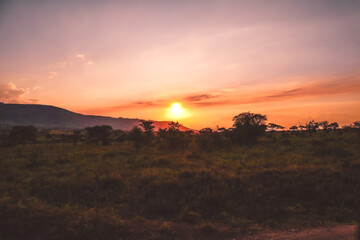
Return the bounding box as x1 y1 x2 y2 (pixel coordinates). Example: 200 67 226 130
0 117 359 239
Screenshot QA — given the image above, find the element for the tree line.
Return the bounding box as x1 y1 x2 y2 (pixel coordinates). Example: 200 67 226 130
1 112 359 148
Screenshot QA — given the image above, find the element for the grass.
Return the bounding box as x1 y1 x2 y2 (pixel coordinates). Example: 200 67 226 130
0 130 359 239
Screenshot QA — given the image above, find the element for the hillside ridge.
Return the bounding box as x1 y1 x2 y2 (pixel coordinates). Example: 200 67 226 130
0 102 191 131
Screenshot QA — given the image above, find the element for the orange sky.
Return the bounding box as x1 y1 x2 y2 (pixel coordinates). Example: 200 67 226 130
1 0 360 129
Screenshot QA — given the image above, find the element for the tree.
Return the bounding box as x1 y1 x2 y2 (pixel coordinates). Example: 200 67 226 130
290 126 298 131
7 125 37 146
85 125 113 145
232 112 267 144
168 121 181 132
156 122 188 151
139 120 155 137
352 121 360 138
199 128 213 134
329 122 339 131
305 120 319 135
267 123 285 132
352 121 360 128
157 128 168 138
127 126 143 150
319 121 330 134
298 124 307 132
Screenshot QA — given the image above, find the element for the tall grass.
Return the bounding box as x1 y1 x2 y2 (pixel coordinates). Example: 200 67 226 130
0 130 359 239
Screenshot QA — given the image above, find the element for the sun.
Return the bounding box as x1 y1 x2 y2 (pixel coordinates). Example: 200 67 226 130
171 102 183 116
166 102 189 120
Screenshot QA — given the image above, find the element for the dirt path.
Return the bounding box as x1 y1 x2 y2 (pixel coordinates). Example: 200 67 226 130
231 224 358 240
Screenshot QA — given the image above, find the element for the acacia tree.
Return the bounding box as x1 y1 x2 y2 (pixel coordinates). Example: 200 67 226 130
298 124 307 132
156 122 188 151
352 121 360 128
289 126 299 135
267 123 285 133
232 112 267 145
329 122 339 131
168 121 181 132
85 125 113 145
290 126 298 131
305 120 319 136
199 128 213 134
139 120 155 137
352 121 360 138
319 121 330 134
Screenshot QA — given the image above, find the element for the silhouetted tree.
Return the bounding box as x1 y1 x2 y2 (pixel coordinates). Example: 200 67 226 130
290 126 298 131
140 120 155 137
232 112 267 145
215 126 227 133
7 125 37 146
128 126 143 150
352 121 360 128
157 128 168 138
298 124 307 132
139 120 155 144
199 128 213 134
319 121 330 134
289 126 299 135
197 128 214 151
267 123 285 132
157 122 188 151
85 125 113 145
329 122 339 131
168 121 181 131
305 120 319 135
352 121 360 138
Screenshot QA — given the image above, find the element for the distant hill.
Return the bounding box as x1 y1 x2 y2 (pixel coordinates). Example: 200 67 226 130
0 103 192 131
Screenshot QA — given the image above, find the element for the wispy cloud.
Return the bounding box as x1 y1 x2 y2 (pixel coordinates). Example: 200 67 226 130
183 75 360 107
80 74 360 116
76 54 85 60
184 94 214 102
48 71 58 79
245 76 360 105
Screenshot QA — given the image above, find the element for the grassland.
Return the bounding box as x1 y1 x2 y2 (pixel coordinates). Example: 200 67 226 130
0 130 359 239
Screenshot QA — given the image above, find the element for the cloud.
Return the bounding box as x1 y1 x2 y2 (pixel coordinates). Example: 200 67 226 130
80 74 360 116
248 77 360 105
48 71 58 79
27 98 39 104
0 82 29 103
135 100 163 106
184 94 214 102
76 54 85 60
182 74 360 107
75 54 94 65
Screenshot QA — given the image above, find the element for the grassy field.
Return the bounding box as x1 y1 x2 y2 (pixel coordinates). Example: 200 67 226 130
0 130 359 239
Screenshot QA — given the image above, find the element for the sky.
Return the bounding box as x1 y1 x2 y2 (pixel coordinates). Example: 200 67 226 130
1 0 360 129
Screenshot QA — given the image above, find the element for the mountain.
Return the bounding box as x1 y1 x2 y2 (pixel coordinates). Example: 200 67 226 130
0 103 192 131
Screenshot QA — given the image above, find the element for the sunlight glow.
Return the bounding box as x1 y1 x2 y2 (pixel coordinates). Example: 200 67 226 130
166 102 190 120
171 102 182 115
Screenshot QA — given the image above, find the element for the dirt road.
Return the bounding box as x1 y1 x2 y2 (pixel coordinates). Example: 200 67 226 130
233 224 358 240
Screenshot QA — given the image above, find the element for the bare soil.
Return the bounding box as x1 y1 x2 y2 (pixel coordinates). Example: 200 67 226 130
231 224 358 240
